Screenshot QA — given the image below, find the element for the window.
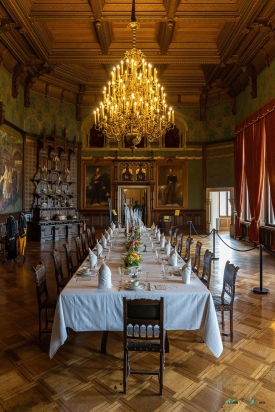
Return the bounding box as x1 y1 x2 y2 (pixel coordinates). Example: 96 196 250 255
219 191 231 217
268 181 275 224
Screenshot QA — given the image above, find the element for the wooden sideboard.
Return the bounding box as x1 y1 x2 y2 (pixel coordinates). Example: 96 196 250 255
27 219 84 242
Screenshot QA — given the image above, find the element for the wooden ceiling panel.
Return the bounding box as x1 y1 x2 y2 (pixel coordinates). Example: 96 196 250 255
1 0 274 108
46 21 97 44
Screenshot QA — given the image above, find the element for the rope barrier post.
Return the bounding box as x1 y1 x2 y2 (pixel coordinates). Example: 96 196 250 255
253 245 270 295
211 229 219 260
188 221 194 244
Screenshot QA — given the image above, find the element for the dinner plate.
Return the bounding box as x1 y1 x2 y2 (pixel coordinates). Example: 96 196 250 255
124 282 146 290
172 270 182 276
77 269 97 277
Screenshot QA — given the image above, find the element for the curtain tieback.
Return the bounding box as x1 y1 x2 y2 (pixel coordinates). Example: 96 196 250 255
251 217 260 223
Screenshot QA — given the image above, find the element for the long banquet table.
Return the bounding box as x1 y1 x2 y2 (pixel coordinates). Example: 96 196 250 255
49 229 223 359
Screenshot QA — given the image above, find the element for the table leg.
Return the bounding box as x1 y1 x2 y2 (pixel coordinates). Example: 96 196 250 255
101 331 109 354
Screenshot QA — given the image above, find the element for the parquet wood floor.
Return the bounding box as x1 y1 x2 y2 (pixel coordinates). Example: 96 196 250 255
0 233 275 412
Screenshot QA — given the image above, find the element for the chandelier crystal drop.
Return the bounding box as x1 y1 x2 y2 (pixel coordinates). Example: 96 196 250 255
94 1 175 152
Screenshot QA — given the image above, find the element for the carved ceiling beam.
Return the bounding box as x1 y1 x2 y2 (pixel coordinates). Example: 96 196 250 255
218 0 270 62
88 0 103 20
1 0 51 61
158 20 175 54
94 19 111 55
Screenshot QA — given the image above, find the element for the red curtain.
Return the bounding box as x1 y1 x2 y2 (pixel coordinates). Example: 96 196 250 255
265 111 275 250
235 131 244 237
244 118 265 243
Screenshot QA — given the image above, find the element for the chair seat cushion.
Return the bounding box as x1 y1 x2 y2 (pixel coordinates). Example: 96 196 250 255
212 295 231 309
127 338 161 352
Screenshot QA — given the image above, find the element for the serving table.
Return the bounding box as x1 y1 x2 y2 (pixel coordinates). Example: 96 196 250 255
49 229 223 359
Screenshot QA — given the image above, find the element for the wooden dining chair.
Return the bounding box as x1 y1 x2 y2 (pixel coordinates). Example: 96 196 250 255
197 249 214 289
50 250 70 294
74 236 85 266
80 233 89 258
32 261 58 340
123 297 165 395
192 241 203 275
183 236 193 262
176 233 184 256
86 227 94 249
172 228 179 248
212 261 239 342
63 243 78 277
91 226 96 246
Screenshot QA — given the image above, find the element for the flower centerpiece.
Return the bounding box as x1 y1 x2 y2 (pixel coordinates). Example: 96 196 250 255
124 251 142 268
127 225 141 240
125 239 142 252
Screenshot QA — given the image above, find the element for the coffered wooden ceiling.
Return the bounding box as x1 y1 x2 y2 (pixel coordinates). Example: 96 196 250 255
1 0 275 111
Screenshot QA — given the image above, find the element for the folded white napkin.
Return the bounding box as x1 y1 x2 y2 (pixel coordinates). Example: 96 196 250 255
160 236 166 248
156 231 161 242
151 223 155 230
98 263 112 289
101 234 107 248
96 239 103 257
181 259 191 284
165 240 171 255
104 230 110 241
168 251 178 266
108 227 113 236
89 248 97 269
111 222 115 231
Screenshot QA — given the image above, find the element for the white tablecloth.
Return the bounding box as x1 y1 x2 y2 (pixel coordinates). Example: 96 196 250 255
49 230 223 359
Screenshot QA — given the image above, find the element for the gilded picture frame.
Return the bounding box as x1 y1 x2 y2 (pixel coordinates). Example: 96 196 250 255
82 162 112 209
156 162 188 208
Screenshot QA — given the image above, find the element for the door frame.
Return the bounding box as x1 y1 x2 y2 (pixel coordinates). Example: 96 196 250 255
118 185 151 227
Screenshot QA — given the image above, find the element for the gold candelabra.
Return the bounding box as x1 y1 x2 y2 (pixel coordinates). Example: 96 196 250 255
94 2 174 152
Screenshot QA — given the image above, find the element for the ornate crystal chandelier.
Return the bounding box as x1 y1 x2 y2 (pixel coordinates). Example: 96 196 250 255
94 0 175 152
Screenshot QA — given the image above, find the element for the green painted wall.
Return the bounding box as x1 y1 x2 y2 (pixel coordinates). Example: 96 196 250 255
235 58 275 125
0 67 24 129
188 159 203 208
0 66 80 140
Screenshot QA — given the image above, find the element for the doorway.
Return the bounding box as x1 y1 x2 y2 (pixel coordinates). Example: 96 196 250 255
118 186 150 227
206 187 234 233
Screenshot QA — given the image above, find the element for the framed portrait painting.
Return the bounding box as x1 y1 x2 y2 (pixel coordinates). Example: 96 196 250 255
82 162 111 208
157 162 188 208
0 127 23 214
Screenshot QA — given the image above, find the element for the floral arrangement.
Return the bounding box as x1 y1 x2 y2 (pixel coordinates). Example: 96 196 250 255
125 239 142 252
124 251 142 267
126 226 141 240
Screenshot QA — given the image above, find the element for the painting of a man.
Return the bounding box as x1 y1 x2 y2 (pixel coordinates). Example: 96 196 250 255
165 168 177 204
157 164 185 207
85 164 110 207
90 167 102 204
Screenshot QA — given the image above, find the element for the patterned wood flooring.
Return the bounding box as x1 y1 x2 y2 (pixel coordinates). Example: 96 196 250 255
0 232 275 412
